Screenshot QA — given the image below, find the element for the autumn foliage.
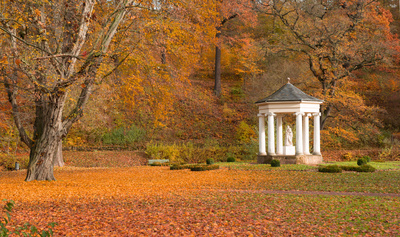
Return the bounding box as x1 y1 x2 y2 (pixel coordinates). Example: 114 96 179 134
0 0 400 181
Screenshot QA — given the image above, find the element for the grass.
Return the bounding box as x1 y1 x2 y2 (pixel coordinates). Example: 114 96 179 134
219 161 400 171
322 161 400 171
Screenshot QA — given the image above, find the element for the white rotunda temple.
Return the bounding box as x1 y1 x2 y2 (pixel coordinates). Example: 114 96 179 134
255 80 324 164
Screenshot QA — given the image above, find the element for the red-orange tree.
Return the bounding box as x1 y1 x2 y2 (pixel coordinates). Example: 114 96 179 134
111 0 218 128
261 0 398 129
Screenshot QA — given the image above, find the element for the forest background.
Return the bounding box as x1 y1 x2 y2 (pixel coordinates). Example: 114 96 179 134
0 0 400 171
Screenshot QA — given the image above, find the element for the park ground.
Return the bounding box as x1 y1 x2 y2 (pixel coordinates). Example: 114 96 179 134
1 151 400 236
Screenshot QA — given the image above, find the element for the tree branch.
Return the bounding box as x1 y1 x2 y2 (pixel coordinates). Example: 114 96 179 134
2 73 33 147
0 26 51 55
35 54 81 60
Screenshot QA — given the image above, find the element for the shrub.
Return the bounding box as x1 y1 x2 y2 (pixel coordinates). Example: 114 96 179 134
270 159 281 167
339 165 359 172
170 164 201 170
235 121 256 144
362 155 371 163
227 157 236 162
102 125 146 146
145 143 183 164
342 152 354 161
318 165 342 173
356 164 376 173
378 147 400 161
339 164 376 172
150 162 169 166
190 164 219 171
170 164 187 170
145 142 247 164
357 158 367 166
206 158 214 165
241 140 258 161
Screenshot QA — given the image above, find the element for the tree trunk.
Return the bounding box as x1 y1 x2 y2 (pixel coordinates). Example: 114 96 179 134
26 140 57 181
214 29 222 97
161 50 166 65
53 140 64 167
25 95 65 181
320 105 331 130
214 14 237 97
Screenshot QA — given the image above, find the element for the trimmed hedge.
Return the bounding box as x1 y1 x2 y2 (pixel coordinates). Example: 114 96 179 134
270 159 281 167
169 164 197 170
170 164 220 171
150 162 169 166
339 165 359 172
357 164 376 172
320 164 376 173
206 158 214 165
318 165 342 173
170 164 187 170
190 164 219 171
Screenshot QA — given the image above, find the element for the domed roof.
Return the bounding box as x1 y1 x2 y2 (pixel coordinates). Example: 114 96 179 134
256 82 323 104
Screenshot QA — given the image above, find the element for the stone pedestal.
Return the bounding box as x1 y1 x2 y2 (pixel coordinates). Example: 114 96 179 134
258 154 323 165
283 146 295 155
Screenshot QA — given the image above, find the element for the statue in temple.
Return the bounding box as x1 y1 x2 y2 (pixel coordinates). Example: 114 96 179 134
285 125 293 146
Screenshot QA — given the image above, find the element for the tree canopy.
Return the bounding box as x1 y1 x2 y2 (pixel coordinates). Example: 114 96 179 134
0 0 399 180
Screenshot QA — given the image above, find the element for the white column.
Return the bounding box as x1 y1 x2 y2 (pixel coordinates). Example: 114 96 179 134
303 113 311 155
295 112 303 155
258 113 266 155
313 112 321 155
276 115 283 155
267 112 276 155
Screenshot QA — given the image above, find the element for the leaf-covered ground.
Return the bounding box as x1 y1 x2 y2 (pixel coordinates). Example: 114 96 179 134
1 165 400 236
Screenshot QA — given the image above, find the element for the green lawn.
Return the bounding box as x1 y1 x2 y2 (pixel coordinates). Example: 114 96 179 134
217 161 400 193
219 161 400 171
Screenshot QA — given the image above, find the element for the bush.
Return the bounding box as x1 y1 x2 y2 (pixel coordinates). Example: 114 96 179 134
235 121 256 144
170 164 201 170
356 164 376 173
190 164 219 171
339 164 376 172
170 164 187 170
102 125 146 146
342 152 354 161
227 157 236 162
270 159 281 167
145 142 248 164
357 158 367 166
362 155 371 163
206 158 214 165
241 140 258 161
145 143 183 164
318 165 342 173
339 165 359 172
150 162 169 166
